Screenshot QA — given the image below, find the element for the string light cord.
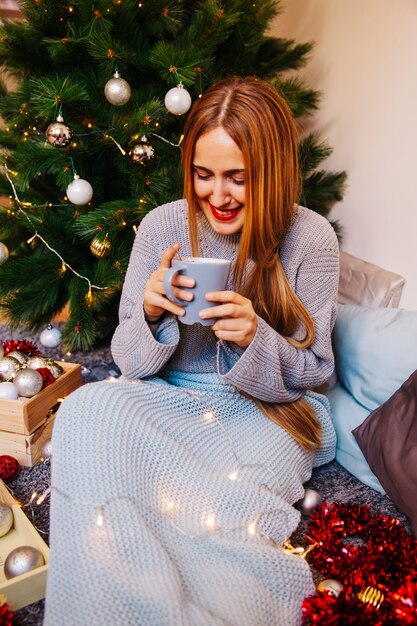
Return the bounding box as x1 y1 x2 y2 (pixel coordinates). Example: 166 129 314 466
1 163 109 296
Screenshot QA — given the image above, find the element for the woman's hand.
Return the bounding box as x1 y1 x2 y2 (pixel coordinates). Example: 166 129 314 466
143 244 195 322
199 291 258 348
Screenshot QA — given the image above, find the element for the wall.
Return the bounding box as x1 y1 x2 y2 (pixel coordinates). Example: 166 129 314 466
271 0 417 310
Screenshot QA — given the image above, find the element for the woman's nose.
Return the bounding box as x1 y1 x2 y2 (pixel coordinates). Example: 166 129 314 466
209 178 229 206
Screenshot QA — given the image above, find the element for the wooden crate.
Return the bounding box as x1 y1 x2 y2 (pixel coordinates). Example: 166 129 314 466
0 479 49 611
0 362 81 436
0 412 56 467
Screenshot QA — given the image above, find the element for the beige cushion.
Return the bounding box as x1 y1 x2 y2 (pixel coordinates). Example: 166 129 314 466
338 251 405 308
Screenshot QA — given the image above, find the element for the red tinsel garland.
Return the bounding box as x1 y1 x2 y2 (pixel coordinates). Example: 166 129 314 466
2 339 40 357
0 600 14 626
36 367 55 389
302 502 417 625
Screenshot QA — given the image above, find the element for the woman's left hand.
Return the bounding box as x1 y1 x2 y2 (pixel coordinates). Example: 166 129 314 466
199 291 258 348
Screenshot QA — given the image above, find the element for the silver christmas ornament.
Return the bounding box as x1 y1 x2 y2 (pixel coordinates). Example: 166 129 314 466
317 579 344 597
164 83 192 115
40 324 62 349
129 136 154 165
46 115 73 147
7 350 27 364
297 488 322 516
0 356 20 382
0 503 13 537
66 174 93 205
104 71 131 106
41 438 52 460
4 545 45 579
0 242 9 266
26 356 47 370
44 360 63 379
0 382 19 400
13 368 43 398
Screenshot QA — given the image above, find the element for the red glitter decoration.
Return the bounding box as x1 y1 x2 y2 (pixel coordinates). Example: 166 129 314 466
36 367 55 389
302 502 417 625
0 455 20 481
0 599 14 626
3 339 40 357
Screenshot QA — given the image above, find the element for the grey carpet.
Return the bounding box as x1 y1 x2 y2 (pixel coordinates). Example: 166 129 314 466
0 325 411 625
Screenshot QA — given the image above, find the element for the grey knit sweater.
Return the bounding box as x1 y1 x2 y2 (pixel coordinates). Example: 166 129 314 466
111 199 339 399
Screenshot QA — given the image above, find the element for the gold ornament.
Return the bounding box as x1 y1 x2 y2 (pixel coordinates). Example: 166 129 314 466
4 545 45 579
46 115 73 147
0 242 9 266
90 234 111 258
357 586 385 609
129 136 154 165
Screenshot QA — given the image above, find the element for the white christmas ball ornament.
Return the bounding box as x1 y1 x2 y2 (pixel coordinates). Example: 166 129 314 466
104 71 131 106
164 83 192 115
0 382 19 400
0 242 9 266
40 325 62 349
66 175 93 206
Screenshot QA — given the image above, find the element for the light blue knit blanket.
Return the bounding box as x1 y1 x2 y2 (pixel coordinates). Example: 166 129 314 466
45 371 335 625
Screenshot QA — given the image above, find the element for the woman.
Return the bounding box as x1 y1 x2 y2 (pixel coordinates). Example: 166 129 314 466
45 76 339 626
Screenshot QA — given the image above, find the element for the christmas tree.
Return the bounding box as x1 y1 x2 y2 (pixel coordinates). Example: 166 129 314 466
0 0 346 351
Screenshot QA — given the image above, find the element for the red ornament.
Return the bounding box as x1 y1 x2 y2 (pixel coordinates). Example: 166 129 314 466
0 455 20 481
36 367 55 389
3 339 40 357
0 598 14 626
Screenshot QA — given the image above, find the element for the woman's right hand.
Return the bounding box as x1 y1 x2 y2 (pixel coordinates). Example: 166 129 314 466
143 243 195 322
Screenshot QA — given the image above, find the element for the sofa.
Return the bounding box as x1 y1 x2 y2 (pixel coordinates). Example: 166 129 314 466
328 251 417 534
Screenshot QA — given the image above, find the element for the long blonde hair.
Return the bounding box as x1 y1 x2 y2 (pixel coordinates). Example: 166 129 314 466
182 76 320 451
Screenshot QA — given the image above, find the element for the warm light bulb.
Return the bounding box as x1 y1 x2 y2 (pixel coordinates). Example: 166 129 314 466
247 521 257 535
203 410 215 422
96 507 104 526
228 470 238 481
204 514 216 529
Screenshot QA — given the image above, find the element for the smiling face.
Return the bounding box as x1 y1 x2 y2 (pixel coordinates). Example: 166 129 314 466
193 127 246 236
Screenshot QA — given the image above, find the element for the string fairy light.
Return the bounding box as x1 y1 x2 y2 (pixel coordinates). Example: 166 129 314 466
1 164 108 296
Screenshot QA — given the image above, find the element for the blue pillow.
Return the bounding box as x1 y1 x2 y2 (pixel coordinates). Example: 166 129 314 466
333 305 417 411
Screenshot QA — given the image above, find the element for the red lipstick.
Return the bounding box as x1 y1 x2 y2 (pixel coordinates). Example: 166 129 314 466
209 202 242 222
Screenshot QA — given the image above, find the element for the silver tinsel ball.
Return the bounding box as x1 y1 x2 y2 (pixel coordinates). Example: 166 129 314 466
129 137 154 165
297 488 322 516
26 356 47 370
13 368 43 398
0 503 13 538
44 360 63 379
7 350 27 364
4 545 45 579
40 325 62 349
164 83 192 115
0 356 20 382
46 115 73 147
0 382 19 400
317 579 344 597
66 175 93 205
104 71 131 106
0 242 9 266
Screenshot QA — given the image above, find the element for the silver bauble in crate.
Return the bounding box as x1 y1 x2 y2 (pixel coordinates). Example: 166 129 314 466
44 360 63 379
13 368 43 398
0 382 19 400
104 71 131 106
7 350 27 364
4 545 45 579
164 83 192 115
41 438 53 460
0 242 9 266
129 137 154 165
297 488 322 516
66 174 93 206
0 503 13 538
0 356 20 382
317 579 344 597
26 356 47 370
40 324 62 349
46 115 73 147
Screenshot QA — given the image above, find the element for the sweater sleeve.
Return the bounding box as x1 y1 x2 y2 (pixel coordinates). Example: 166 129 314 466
111 213 180 379
217 232 339 403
